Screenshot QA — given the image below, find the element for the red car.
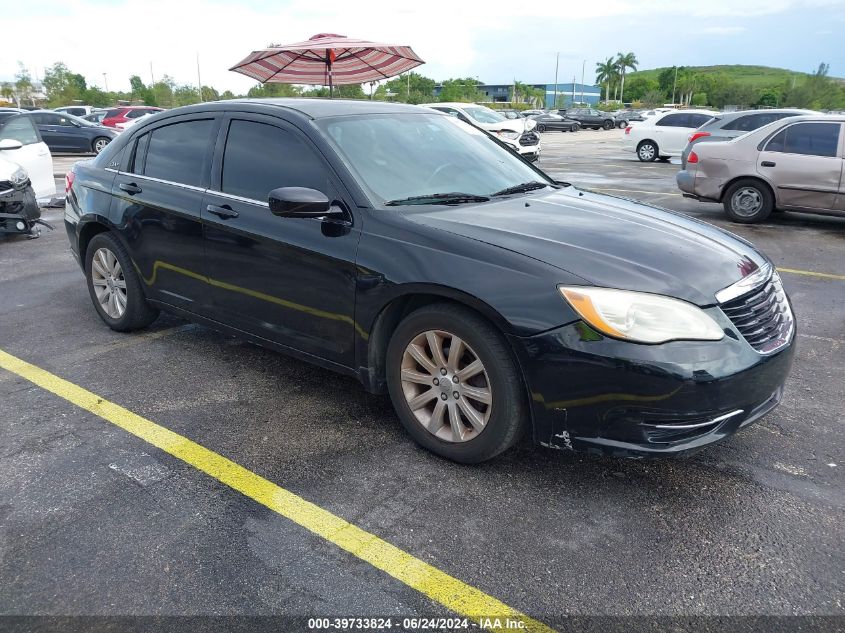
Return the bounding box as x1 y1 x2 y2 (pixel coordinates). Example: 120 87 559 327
101 106 164 128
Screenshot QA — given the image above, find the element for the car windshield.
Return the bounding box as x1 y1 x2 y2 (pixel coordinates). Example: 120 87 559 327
316 113 553 205
463 106 506 124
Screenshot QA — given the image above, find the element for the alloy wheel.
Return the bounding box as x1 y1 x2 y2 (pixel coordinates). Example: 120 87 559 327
94 138 110 154
638 143 656 161
731 187 763 217
400 329 492 443
90 247 127 319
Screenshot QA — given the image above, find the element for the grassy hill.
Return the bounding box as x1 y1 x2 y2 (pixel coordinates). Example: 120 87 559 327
627 64 834 88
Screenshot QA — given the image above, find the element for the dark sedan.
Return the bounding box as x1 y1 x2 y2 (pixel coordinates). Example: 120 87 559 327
64 99 795 463
30 110 118 154
531 113 580 132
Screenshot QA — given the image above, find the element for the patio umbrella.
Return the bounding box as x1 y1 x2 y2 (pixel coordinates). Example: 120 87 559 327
229 33 425 97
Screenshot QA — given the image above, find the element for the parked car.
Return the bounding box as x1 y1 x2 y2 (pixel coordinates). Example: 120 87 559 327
101 106 164 128
30 111 118 154
65 99 794 463
0 112 55 200
54 105 99 118
531 113 580 132
680 109 814 168
612 110 645 128
623 109 718 161
82 111 108 125
677 114 844 223
420 102 540 161
521 109 546 117
115 113 157 131
557 108 616 130
497 109 525 120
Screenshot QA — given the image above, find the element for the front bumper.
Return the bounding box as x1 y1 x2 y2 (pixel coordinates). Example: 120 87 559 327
509 310 795 458
0 183 41 234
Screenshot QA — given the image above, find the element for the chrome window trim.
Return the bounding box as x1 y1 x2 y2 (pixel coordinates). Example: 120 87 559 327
115 171 206 193
715 262 773 304
208 189 269 207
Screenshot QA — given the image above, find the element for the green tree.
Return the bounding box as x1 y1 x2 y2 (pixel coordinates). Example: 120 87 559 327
438 77 484 102
374 72 435 103
15 62 33 107
640 90 665 107
200 85 219 102
757 88 781 107
615 51 638 103
782 62 844 109
622 75 659 101
595 57 616 103
246 82 301 98
220 90 236 100
0 82 13 104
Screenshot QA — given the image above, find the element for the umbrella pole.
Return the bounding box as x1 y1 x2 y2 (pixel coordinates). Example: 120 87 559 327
329 67 333 98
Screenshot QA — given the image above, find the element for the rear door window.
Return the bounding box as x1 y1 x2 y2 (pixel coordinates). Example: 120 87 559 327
765 122 840 157
142 119 214 187
656 113 689 127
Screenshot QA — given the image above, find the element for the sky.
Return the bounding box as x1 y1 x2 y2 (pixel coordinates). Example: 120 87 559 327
2 0 844 94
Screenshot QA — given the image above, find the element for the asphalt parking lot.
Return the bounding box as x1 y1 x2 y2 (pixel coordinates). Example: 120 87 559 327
1 132 843 632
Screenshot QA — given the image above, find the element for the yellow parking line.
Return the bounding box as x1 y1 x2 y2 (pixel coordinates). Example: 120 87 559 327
777 267 845 281
0 348 555 633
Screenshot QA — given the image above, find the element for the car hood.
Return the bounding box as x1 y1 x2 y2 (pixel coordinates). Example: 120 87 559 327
475 119 526 133
404 187 767 306
0 154 22 180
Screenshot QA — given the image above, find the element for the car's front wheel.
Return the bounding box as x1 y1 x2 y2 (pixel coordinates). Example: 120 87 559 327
723 179 774 223
537 124 546 133
637 140 658 162
603 119 614 130
85 232 159 331
92 137 111 154
386 304 527 463
617 120 627 129
570 123 580 132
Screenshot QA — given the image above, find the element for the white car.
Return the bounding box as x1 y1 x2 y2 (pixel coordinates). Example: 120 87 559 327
0 112 56 200
420 102 540 161
623 109 718 162
54 105 101 118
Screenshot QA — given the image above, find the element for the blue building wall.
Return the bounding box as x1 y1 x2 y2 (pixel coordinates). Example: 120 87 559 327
431 82 602 108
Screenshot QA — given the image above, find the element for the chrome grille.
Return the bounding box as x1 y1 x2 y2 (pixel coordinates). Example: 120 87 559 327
719 271 793 354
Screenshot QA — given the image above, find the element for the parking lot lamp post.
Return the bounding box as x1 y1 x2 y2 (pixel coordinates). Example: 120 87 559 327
102 73 108 93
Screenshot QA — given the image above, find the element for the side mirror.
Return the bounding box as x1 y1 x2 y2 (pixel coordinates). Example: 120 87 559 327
269 187 332 218
0 138 23 151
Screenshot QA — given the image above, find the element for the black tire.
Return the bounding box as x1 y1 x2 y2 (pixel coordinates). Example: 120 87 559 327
658 156 671 162
386 303 527 463
722 179 774 224
602 119 614 130
85 232 159 331
617 120 627 129
636 140 658 162
570 123 580 132
92 137 111 154
537 124 546 133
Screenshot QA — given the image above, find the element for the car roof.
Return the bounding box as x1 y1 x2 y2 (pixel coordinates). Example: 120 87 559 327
419 102 486 110
214 98 436 119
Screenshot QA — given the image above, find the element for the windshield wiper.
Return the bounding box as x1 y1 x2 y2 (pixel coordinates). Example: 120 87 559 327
384 192 491 206
491 181 554 197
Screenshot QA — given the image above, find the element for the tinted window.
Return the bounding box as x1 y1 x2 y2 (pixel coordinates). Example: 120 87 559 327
656 113 689 127
724 112 787 132
221 120 329 201
143 119 214 186
0 115 39 145
126 109 147 119
105 109 124 118
766 122 840 157
689 113 714 128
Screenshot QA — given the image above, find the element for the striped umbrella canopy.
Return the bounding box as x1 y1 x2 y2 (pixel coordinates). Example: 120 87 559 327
229 33 425 96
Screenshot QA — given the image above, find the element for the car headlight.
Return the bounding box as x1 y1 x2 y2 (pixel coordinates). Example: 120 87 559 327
559 286 724 343
10 166 28 186
496 130 520 140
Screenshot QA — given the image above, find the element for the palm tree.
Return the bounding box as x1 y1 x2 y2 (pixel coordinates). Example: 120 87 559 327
616 51 639 104
595 58 616 103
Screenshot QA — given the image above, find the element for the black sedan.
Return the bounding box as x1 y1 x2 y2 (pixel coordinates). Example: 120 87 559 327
64 99 795 463
530 113 580 132
30 110 117 154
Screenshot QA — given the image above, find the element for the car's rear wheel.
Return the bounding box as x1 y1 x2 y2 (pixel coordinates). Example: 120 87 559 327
537 124 546 133
617 120 627 129
723 179 773 223
602 119 614 130
92 137 111 154
386 303 527 463
85 232 159 331
637 140 658 162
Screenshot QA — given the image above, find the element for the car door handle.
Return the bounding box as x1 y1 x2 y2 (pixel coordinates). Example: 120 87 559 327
761 161 776 167
207 204 239 219
119 182 142 194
